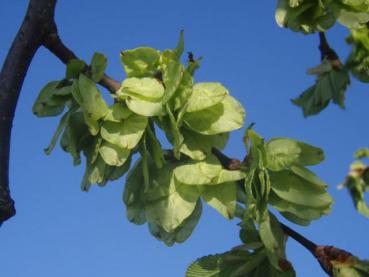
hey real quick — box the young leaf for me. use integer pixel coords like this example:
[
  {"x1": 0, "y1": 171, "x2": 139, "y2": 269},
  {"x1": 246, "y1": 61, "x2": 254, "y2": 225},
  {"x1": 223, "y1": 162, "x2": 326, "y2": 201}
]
[
  {"x1": 120, "y1": 47, "x2": 160, "y2": 77},
  {"x1": 184, "y1": 95, "x2": 245, "y2": 135},
  {"x1": 117, "y1": 77, "x2": 164, "y2": 101},
  {"x1": 66, "y1": 59, "x2": 86, "y2": 79},
  {"x1": 99, "y1": 141, "x2": 130, "y2": 166},
  {"x1": 90, "y1": 52, "x2": 107, "y2": 82},
  {"x1": 32, "y1": 81, "x2": 68, "y2": 117},
  {"x1": 100, "y1": 114, "x2": 148, "y2": 149},
  {"x1": 202, "y1": 182, "x2": 237, "y2": 219},
  {"x1": 78, "y1": 74, "x2": 109, "y2": 120},
  {"x1": 186, "y1": 82, "x2": 228, "y2": 112}
]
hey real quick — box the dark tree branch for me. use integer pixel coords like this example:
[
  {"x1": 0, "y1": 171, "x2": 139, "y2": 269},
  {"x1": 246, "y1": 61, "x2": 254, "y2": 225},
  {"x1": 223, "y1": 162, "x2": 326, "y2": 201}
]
[
  {"x1": 0, "y1": 1, "x2": 122, "y2": 226},
  {"x1": 42, "y1": 30, "x2": 121, "y2": 93},
  {"x1": 0, "y1": 0, "x2": 58, "y2": 225}
]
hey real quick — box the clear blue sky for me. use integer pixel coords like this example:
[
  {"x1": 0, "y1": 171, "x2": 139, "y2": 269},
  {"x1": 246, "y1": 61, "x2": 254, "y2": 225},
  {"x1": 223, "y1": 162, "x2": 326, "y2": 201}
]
[{"x1": 1, "y1": 1, "x2": 368, "y2": 276}]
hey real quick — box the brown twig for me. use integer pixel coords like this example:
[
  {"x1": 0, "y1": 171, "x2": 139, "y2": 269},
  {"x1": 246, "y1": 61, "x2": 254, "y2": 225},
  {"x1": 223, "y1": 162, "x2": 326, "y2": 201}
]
[
  {"x1": 318, "y1": 32, "x2": 341, "y2": 67},
  {"x1": 43, "y1": 29, "x2": 121, "y2": 93}
]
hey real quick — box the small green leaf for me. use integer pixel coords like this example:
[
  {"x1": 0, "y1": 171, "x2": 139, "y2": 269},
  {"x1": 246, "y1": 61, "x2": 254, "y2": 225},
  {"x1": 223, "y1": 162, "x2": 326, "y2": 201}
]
[
  {"x1": 99, "y1": 141, "x2": 130, "y2": 166},
  {"x1": 90, "y1": 52, "x2": 107, "y2": 82},
  {"x1": 66, "y1": 59, "x2": 86, "y2": 79},
  {"x1": 32, "y1": 81, "x2": 68, "y2": 117},
  {"x1": 101, "y1": 114, "x2": 148, "y2": 149},
  {"x1": 78, "y1": 74, "x2": 109, "y2": 120},
  {"x1": 202, "y1": 182, "x2": 237, "y2": 219},
  {"x1": 186, "y1": 83, "x2": 228, "y2": 112},
  {"x1": 117, "y1": 77, "x2": 165, "y2": 101},
  {"x1": 184, "y1": 95, "x2": 245, "y2": 135},
  {"x1": 120, "y1": 47, "x2": 160, "y2": 77}
]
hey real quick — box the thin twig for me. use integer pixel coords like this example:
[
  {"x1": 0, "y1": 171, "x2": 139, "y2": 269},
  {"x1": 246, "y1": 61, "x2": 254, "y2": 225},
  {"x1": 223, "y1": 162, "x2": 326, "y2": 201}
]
[
  {"x1": 318, "y1": 32, "x2": 340, "y2": 64},
  {"x1": 43, "y1": 29, "x2": 121, "y2": 93}
]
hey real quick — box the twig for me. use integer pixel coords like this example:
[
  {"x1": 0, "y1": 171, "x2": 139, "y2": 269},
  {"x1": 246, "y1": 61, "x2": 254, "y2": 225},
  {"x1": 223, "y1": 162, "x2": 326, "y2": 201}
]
[
  {"x1": 43, "y1": 29, "x2": 121, "y2": 93},
  {"x1": 318, "y1": 32, "x2": 340, "y2": 65}
]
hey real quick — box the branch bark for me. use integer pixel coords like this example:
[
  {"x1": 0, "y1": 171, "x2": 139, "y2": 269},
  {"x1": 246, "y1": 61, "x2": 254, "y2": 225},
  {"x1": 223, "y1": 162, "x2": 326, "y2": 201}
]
[
  {"x1": 0, "y1": 1, "x2": 122, "y2": 226},
  {"x1": 0, "y1": 0, "x2": 58, "y2": 225}
]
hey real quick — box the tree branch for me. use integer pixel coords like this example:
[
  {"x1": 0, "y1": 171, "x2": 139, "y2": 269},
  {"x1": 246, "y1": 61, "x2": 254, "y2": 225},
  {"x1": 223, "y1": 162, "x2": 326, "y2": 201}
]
[
  {"x1": 0, "y1": 1, "x2": 122, "y2": 226},
  {"x1": 42, "y1": 29, "x2": 121, "y2": 93},
  {"x1": 0, "y1": 0, "x2": 58, "y2": 225}
]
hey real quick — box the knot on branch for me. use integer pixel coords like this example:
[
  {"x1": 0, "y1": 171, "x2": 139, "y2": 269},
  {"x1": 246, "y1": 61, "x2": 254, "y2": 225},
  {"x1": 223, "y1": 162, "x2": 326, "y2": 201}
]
[
  {"x1": 315, "y1": 245, "x2": 357, "y2": 275},
  {"x1": 211, "y1": 147, "x2": 241, "y2": 170}
]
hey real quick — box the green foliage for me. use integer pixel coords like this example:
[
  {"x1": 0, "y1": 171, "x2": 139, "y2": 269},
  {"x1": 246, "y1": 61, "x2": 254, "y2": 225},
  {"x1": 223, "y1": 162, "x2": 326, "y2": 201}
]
[
  {"x1": 341, "y1": 148, "x2": 369, "y2": 218},
  {"x1": 34, "y1": 33, "x2": 246, "y2": 245},
  {"x1": 186, "y1": 247, "x2": 295, "y2": 277},
  {"x1": 34, "y1": 28, "x2": 367, "y2": 276},
  {"x1": 292, "y1": 59, "x2": 350, "y2": 117},
  {"x1": 275, "y1": 0, "x2": 369, "y2": 34},
  {"x1": 346, "y1": 27, "x2": 369, "y2": 82},
  {"x1": 243, "y1": 127, "x2": 332, "y2": 226}
]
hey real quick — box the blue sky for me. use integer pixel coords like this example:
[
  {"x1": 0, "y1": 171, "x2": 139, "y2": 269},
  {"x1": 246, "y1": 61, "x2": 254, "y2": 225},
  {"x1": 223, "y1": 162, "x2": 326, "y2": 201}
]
[{"x1": 1, "y1": 1, "x2": 368, "y2": 276}]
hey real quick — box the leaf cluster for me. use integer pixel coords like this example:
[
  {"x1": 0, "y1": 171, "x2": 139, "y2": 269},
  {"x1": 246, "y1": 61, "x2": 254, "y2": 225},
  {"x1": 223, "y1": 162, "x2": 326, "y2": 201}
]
[
  {"x1": 33, "y1": 33, "x2": 246, "y2": 245},
  {"x1": 276, "y1": 0, "x2": 369, "y2": 34},
  {"x1": 341, "y1": 148, "x2": 369, "y2": 218}
]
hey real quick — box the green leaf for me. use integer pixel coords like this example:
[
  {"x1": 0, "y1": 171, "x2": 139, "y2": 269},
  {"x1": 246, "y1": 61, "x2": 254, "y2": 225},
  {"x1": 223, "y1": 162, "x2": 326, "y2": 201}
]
[
  {"x1": 99, "y1": 141, "x2": 130, "y2": 166},
  {"x1": 269, "y1": 170, "x2": 333, "y2": 208},
  {"x1": 120, "y1": 47, "x2": 160, "y2": 77},
  {"x1": 101, "y1": 114, "x2": 148, "y2": 149},
  {"x1": 78, "y1": 74, "x2": 109, "y2": 120},
  {"x1": 66, "y1": 59, "x2": 86, "y2": 79},
  {"x1": 174, "y1": 155, "x2": 223, "y2": 185},
  {"x1": 103, "y1": 102, "x2": 133, "y2": 122},
  {"x1": 60, "y1": 112, "x2": 90, "y2": 165},
  {"x1": 148, "y1": 200, "x2": 202, "y2": 246},
  {"x1": 125, "y1": 97, "x2": 165, "y2": 116},
  {"x1": 90, "y1": 52, "x2": 107, "y2": 82},
  {"x1": 186, "y1": 248, "x2": 267, "y2": 277},
  {"x1": 161, "y1": 60, "x2": 184, "y2": 103},
  {"x1": 173, "y1": 30, "x2": 185, "y2": 61},
  {"x1": 202, "y1": 182, "x2": 237, "y2": 219},
  {"x1": 186, "y1": 83, "x2": 229, "y2": 112},
  {"x1": 180, "y1": 128, "x2": 229, "y2": 160},
  {"x1": 146, "y1": 123, "x2": 165, "y2": 168},
  {"x1": 81, "y1": 156, "x2": 106, "y2": 191},
  {"x1": 83, "y1": 112, "x2": 99, "y2": 136},
  {"x1": 44, "y1": 107, "x2": 77, "y2": 155},
  {"x1": 292, "y1": 65, "x2": 350, "y2": 117},
  {"x1": 265, "y1": 138, "x2": 324, "y2": 171},
  {"x1": 144, "y1": 164, "x2": 200, "y2": 232},
  {"x1": 184, "y1": 95, "x2": 246, "y2": 135},
  {"x1": 259, "y1": 212, "x2": 286, "y2": 270},
  {"x1": 104, "y1": 155, "x2": 132, "y2": 181},
  {"x1": 32, "y1": 81, "x2": 68, "y2": 117},
  {"x1": 123, "y1": 159, "x2": 147, "y2": 225},
  {"x1": 117, "y1": 77, "x2": 165, "y2": 101},
  {"x1": 165, "y1": 104, "x2": 184, "y2": 159},
  {"x1": 170, "y1": 69, "x2": 193, "y2": 111},
  {"x1": 269, "y1": 191, "x2": 331, "y2": 225}
]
